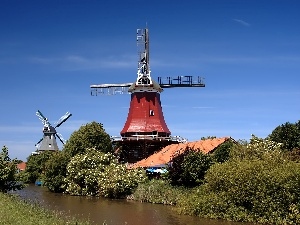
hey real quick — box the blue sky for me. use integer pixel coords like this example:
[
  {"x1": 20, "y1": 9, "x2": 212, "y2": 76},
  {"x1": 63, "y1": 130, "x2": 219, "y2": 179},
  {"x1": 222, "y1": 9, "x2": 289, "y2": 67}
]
[{"x1": 1, "y1": 0, "x2": 299, "y2": 161}]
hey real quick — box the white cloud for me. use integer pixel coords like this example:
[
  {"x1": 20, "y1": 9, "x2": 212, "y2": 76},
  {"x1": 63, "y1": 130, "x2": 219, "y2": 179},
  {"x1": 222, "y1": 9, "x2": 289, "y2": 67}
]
[
  {"x1": 28, "y1": 54, "x2": 136, "y2": 71},
  {"x1": 233, "y1": 19, "x2": 251, "y2": 27},
  {"x1": 0, "y1": 125, "x2": 39, "y2": 133}
]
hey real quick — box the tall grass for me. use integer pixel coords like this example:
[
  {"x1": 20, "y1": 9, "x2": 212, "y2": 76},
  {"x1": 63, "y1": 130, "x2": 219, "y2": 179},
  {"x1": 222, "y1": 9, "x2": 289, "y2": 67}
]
[{"x1": 128, "y1": 179, "x2": 186, "y2": 205}]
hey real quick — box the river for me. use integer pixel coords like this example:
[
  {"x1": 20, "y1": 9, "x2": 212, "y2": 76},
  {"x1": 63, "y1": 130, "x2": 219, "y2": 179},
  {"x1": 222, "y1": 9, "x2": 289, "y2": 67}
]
[{"x1": 15, "y1": 184, "x2": 253, "y2": 225}]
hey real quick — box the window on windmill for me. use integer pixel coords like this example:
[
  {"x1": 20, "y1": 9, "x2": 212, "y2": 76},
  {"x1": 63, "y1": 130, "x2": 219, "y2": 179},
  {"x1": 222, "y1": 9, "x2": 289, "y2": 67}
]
[
  {"x1": 150, "y1": 110, "x2": 154, "y2": 116},
  {"x1": 49, "y1": 144, "x2": 51, "y2": 147}
]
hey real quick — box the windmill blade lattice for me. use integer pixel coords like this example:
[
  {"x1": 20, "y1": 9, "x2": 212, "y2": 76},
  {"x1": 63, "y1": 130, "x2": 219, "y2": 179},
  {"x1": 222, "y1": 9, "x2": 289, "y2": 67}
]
[
  {"x1": 55, "y1": 112, "x2": 72, "y2": 128},
  {"x1": 56, "y1": 133, "x2": 66, "y2": 145}
]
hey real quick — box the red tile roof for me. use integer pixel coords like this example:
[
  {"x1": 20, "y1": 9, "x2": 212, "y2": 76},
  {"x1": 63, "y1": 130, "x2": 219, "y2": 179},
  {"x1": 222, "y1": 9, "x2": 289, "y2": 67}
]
[
  {"x1": 130, "y1": 137, "x2": 231, "y2": 168},
  {"x1": 17, "y1": 162, "x2": 26, "y2": 171}
]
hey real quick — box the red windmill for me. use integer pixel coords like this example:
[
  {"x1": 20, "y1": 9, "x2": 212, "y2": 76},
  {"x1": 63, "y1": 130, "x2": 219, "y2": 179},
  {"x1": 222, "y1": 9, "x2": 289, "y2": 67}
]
[{"x1": 91, "y1": 28, "x2": 205, "y2": 163}]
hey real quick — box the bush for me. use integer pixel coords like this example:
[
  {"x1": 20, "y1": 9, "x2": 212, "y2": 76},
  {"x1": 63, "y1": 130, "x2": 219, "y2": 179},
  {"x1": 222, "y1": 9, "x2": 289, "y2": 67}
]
[
  {"x1": 176, "y1": 136, "x2": 300, "y2": 224},
  {"x1": 168, "y1": 147, "x2": 214, "y2": 187},
  {"x1": 230, "y1": 134, "x2": 283, "y2": 161},
  {"x1": 212, "y1": 139, "x2": 234, "y2": 163},
  {"x1": 23, "y1": 151, "x2": 54, "y2": 183},
  {"x1": 43, "y1": 151, "x2": 70, "y2": 192},
  {"x1": 64, "y1": 149, "x2": 115, "y2": 196},
  {"x1": 97, "y1": 163, "x2": 146, "y2": 198},
  {"x1": 0, "y1": 146, "x2": 24, "y2": 192},
  {"x1": 64, "y1": 149, "x2": 146, "y2": 198},
  {"x1": 178, "y1": 160, "x2": 300, "y2": 224},
  {"x1": 129, "y1": 179, "x2": 186, "y2": 205},
  {"x1": 43, "y1": 121, "x2": 113, "y2": 193}
]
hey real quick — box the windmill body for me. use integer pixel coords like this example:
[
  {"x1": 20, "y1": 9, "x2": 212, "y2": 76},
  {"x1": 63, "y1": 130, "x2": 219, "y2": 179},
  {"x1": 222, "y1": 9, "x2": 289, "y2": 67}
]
[
  {"x1": 35, "y1": 110, "x2": 72, "y2": 152},
  {"x1": 91, "y1": 28, "x2": 205, "y2": 163},
  {"x1": 38, "y1": 125, "x2": 59, "y2": 151}
]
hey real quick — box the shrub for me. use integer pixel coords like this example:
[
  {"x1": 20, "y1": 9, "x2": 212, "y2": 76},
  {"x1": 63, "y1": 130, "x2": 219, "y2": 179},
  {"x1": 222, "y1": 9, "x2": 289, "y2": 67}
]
[
  {"x1": 43, "y1": 121, "x2": 113, "y2": 193},
  {"x1": 129, "y1": 179, "x2": 185, "y2": 205},
  {"x1": 0, "y1": 146, "x2": 24, "y2": 192},
  {"x1": 98, "y1": 163, "x2": 146, "y2": 198},
  {"x1": 168, "y1": 147, "x2": 214, "y2": 187},
  {"x1": 211, "y1": 139, "x2": 234, "y2": 163},
  {"x1": 176, "y1": 136, "x2": 300, "y2": 224},
  {"x1": 229, "y1": 134, "x2": 283, "y2": 161},
  {"x1": 64, "y1": 149, "x2": 146, "y2": 198},
  {"x1": 43, "y1": 151, "x2": 70, "y2": 192},
  {"x1": 186, "y1": 160, "x2": 300, "y2": 224},
  {"x1": 64, "y1": 149, "x2": 115, "y2": 196},
  {"x1": 22, "y1": 151, "x2": 54, "y2": 183}
]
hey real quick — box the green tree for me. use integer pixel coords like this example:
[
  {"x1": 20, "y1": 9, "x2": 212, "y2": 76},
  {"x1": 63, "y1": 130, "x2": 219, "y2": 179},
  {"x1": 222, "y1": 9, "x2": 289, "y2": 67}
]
[
  {"x1": 23, "y1": 151, "x2": 54, "y2": 183},
  {"x1": 43, "y1": 151, "x2": 70, "y2": 192},
  {"x1": 0, "y1": 146, "x2": 24, "y2": 192},
  {"x1": 269, "y1": 120, "x2": 300, "y2": 151},
  {"x1": 212, "y1": 139, "x2": 234, "y2": 163},
  {"x1": 63, "y1": 121, "x2": 113, "y2": 157},
  {"x1": 168, "y1": 147, "x2": 213, "y2": 187},
  {"x1": 64, "y1": 149, "x2": 146, "y2": 198},
  {"x1": 200, "y1": 136, "x2": 217, "y2": 140},
  {"x1": 43, "y1": 121, "x2": 113, "y2": 193}
]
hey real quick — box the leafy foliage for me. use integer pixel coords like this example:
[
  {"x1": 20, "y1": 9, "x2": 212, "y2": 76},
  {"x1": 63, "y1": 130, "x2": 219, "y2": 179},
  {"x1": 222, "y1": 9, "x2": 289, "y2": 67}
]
[
  {"x1": 0, "y1": 146, "x2": 24, "y2": 192},
  {"x1": 176, "y1": 135, "x2": 300, "y2": 224},
  {"x1": 200, "y1": 136, "x2": 216, "y2": 140},
  {"x1": 168, "y1": 147, "x2": 214, "y2": 187},
  {"x1": 64, "y1": 149, "x2": 146, "y2": 198},
  {"x1": 269, "y1": 120, "x2": 300, "y2": 151},
  {"x1": 129, "y1": 179, "x2": 185, "y2": 205},
  {"x1": 285, "y1": 148, "x2": 300, "y2": 162},
  {"x1": 23, "y1": 151, "x2": 54, "y2": 183},
  {"x1": 43, "y1": 151, "x2": 70, "y2": 192},
  {"x1": 63, "y1": 121, "x2": 112, "y2": 158},
  {"x1": 42, "y1": 121, "x2": 113, "y2": 192},
  {"x1": 178, "y1": 160, "x2": 300, "y2": 224},
  {"x1": 211, "y1": 139, "x2": 234, "y2": 163},
  {"x1": 64, "y1": 149, "x2": 114, "y2": 196},
  {"x1": 230, "y1": 134, "x2": 283, "y2": 161},
  {"x1": 97, "y1": 163, "x2": 146, "y2": 198}
]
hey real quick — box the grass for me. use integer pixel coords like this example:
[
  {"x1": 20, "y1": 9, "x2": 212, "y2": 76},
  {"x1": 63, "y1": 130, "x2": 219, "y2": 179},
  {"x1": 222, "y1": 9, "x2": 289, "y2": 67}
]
[
  {"x1": 128, "y1": 179, "x2": 186, "y2": 205},
  {"x1": 0, "y1": 192, "x2": 92, "y2": 225}
]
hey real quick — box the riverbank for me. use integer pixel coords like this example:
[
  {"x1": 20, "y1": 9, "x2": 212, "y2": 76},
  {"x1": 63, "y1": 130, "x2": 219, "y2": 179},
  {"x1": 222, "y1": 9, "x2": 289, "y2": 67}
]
[
  {"x1": 0, "y1": 192, "x2": 91, "y2": 225},
  {"x1": 16, "y1": 184, "x2": 244, "y2": 225}
]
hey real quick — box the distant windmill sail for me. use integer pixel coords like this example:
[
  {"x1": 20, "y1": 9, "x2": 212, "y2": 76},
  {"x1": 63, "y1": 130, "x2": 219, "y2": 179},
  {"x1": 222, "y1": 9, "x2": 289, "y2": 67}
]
[
  {"x1": 35, "y1": 110, "x2": 72, "y2": 152},
  {"x1": 55, "y1": 112, "x2": 72, "y2": 128}
]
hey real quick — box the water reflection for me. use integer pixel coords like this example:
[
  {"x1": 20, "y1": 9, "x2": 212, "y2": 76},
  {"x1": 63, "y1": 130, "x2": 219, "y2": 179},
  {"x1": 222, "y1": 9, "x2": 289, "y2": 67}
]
[{"x1": 15, "y1": 185, "x2": 252, "y2": 225}]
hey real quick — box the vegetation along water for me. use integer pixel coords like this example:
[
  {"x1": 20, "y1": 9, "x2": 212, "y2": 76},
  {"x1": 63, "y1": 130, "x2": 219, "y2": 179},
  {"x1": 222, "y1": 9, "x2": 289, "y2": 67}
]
[{"x1": 1, "y1": 120, "x2": 300, "y2": 224}]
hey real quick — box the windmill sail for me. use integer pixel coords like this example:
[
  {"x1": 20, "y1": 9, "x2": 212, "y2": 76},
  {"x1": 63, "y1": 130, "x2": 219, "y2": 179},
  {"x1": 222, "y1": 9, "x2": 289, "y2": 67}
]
[{"x1": 55, "y1": 112, "x2": 72, "y2": 128}]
